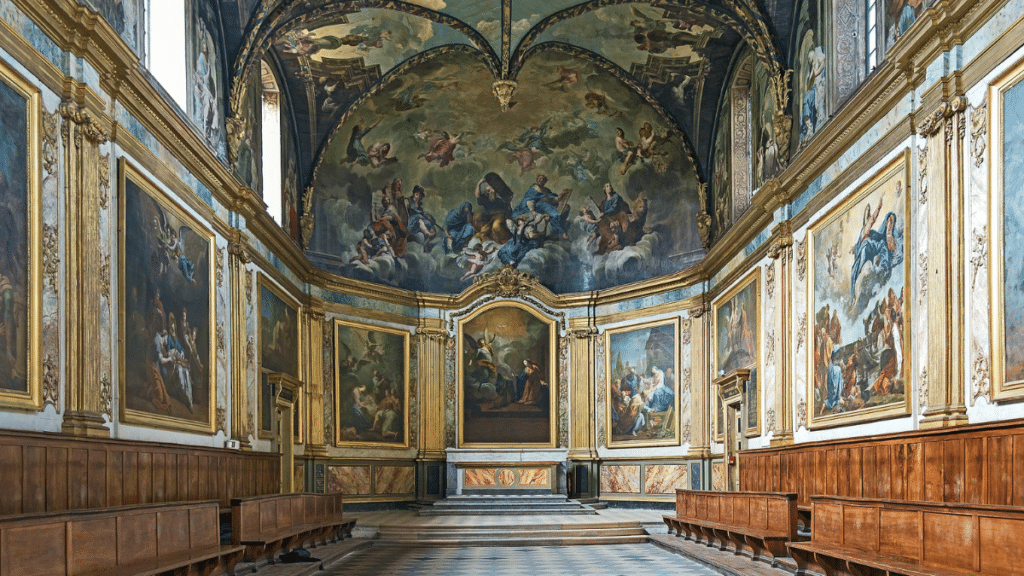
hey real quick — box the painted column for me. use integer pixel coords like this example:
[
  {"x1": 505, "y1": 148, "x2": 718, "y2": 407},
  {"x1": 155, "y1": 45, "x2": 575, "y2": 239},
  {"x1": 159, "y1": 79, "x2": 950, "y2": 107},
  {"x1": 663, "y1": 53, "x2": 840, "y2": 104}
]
[
  {"x1": 305, "y1": 304, "x2": 327, "y2": 456},
  {"x1": 229, "y1": 237, "x2": 252, "y2": 449},
  {"x1": 768, "y1": 223, "x2": 794, "y2": 445},
  {"x1": 567, "y1": 324, "x2": 598, "y2": 460},
  {"x1": 919, "y1": 97, "x2": 969, "y2": 428},
  {"x1": 60, "y1": 97, "x2": 109, "y2": 437},
  {"x1": 416, "y1": 322, "x2": 447, "y2": 461},
  {"x1": 688, "y1": 300, "x2": 711, "y2": 458}
]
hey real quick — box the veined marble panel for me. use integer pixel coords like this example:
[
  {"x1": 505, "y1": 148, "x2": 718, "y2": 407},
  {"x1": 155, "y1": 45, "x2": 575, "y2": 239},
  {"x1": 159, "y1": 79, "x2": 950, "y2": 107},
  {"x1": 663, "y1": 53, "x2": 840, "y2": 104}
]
[
  {"x1": 518, "y1": 468, "x2": 550, "y2": 487},
  {"x1": 711, "y1": 463, "x2": 726, "y2": 492},
  {"x1": 644, "y1": 465, "x2": 687, "y2": 494},
  {"x1": 464, "y1": 468, "x2": 499, "y2": 487},
  {"x1": 375, "y1": 466, "x2": 415, "y2": 494},
  {"x1": 600, "y1": 465, "x2": 640, "y2": 494},
  {"x1": 327, "y1": 465, "x2": 371, "y2": 495}
]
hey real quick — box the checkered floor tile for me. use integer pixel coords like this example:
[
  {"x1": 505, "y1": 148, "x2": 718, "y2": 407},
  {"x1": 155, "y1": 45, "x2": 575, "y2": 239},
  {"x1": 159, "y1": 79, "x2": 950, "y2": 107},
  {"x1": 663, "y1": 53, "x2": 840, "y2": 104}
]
[{"x1": 327, "y1": 544, "x2": 722, "y2": 575}]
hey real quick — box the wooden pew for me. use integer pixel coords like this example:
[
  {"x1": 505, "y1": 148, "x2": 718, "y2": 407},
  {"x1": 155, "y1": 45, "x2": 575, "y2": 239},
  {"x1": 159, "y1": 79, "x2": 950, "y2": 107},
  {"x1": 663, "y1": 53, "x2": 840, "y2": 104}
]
[
  {"x1": 0, "y1": 500, "x2": 243, "y2": 576},
  {"x1": 663, "y1": 489, "x2": 799, "y2": 565},
  {"x1": 788, "y1": 496, "x2": 1024, "y2": 575},
  {"x1": 231, "y1": 492, "x2": 352, "y2": 567}
]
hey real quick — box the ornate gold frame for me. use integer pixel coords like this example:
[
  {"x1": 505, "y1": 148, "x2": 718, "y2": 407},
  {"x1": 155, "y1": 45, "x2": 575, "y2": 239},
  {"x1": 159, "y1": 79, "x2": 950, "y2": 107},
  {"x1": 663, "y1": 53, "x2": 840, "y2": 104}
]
[
  {"x1": 711, "y1": 267, "x2": 761, "y2": 440},
  {"x1": 805, "y1": 151, "x2": 912, "y2": 428},
  {"x1": 603, "y1": 317, "x2": 681, "y2": 448},
  {"x1": 0, "y1": 59, "x2": 41, "y2": 411},
  {"x1": 256, "y1": 273, "x2": 303, "y2": 438},
  {"x1": 989, "y1": 57, "x2": 1024, "y2": 403},
  {"x1": 457, "y1": 300, "x2": 558, "y2": 448},
  {"x1": 118, "y1": 159, "x2": 216, "y2": 433},
  {"x1": 333, "y1": 318, "x2": 411, "y2": 449}
]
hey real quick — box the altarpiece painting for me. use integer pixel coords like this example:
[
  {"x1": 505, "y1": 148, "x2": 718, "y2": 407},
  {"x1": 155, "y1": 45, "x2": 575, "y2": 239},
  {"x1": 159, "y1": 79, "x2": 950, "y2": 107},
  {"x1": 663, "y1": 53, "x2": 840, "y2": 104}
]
[{"x1": 605, "y1": 319, "x2": 679, "y2": 447}]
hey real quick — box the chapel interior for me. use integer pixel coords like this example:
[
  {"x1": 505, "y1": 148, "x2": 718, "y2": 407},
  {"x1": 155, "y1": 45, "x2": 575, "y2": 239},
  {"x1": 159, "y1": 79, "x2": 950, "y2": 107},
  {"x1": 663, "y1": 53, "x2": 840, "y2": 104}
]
[{"x1": 0, "y1": 0, "x2": 1020, "y2": 574}]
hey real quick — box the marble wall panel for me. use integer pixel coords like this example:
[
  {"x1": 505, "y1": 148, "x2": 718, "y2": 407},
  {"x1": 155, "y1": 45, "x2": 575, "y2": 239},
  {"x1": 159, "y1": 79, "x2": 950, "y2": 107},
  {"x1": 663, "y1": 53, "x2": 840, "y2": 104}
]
[
  {"x1": 464, "y1": 468, "x2": 498, "y2": 487},
  {"x1": 518, "y1": 468, "x2": 550, "y2": 487},
  {"x1": 644, "y1": 465, "x2": 688, "y2": 494},
  {"x1": 375, "y1": 466, "x2": 415, "y2": 494},
  {"x1": 327, "y1": 465, "x2": 371, "y2": 495},
  {"x1": 600, "y1": 465, "x2": 640, "y2": 494}
]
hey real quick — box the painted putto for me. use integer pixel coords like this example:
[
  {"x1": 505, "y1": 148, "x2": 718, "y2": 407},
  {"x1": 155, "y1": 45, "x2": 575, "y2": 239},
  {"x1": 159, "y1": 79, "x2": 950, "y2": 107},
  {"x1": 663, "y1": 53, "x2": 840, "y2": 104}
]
[{"x1": 309, "y1": 51, "x2": 703, "y2": 294}]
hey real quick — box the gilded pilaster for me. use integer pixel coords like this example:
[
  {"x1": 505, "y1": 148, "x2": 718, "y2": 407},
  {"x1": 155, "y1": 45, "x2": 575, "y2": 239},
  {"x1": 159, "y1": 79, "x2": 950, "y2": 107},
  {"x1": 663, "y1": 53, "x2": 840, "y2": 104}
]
[
  {"x1": 688, "y1": 301, "x2": 712, "y2": 457},
  {"x1": 918, "y1": 97, "x2": 969, "y2": 428},
  {"x1": 229, "y1": 237, "x2": 253, "y2": 448},
  {"x1": 568, "y1": 325, "x2": 598, "y2": 460},
  {"x1": 416, "y1": 322, "x2": 447, "y2": 460},
  {"x1": 767, "y1": 224, "x2": 794, "y2": 446},
  {"x1": 305, "y1": 305, "x2": 327, "y2": 456},
  {"x1": 61, "y1": 97, "x2": 109, "y2": 437}
]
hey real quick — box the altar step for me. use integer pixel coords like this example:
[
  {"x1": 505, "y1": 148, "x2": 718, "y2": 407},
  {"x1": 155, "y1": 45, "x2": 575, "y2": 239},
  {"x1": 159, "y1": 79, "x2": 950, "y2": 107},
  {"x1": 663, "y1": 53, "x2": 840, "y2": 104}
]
[
  {"x1": 376, "y1": 521, "x2": 648, "y2": 547},
  {"x1": 419, "y1": 494, "x2": 597, "y2": 516}
]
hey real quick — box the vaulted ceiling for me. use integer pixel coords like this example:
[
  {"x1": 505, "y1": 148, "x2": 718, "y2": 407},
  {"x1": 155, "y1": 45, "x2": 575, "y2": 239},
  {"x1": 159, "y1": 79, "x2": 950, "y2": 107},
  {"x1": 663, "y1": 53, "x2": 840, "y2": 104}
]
[{"x1": 214, "y1": 0, "x2": 801, "y2": 294}]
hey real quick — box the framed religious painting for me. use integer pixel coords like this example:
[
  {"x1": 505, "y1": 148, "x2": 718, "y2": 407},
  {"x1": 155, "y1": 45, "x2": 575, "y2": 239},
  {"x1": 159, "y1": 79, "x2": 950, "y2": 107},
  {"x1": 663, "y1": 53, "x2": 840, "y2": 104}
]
[
  {"x1": 119, "y1": 160, "x2": 216, "y2": 432},
  {"x1": 458, "y1": 302, "x2": 557, "y2": 447},
  {"x1": 806, "y1": 152, "x2": 911, "y2": 428},
  {"x1": 0, "y1": 61, "x2": 41, "y2": 411},
  {"x1": 712, "y1": 268, "x2": 760, "y2": 440},
  {"x1": 334, "y1": 318, "x2": 410, "y2": 449},
  {"x1": 990, "y1": 59, "x2": 1024, "y2": 403},
  {"x1": 0, "y1": 59, "x2": 41, "y2": 407},
  {"x1": 604, "y1": 318, "x2": 679, "y2": 448},
  {"x1": 258, "y1": 274, "x2": 301, "y2": 379}
]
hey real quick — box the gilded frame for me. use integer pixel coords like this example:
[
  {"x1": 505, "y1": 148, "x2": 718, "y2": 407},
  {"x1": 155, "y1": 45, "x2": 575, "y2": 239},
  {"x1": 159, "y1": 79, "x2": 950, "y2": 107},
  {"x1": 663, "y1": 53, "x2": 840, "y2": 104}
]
[
  {"x1": 0, "y1": 59, "x2": 41, "y2": 411},
  {"x1": 257, "y1": 273, "x2": 302, "y2": 439},
  {"x1": 805, "y1": 151, "x2": 912, "y2": 428},
  {"x1": 990, "y1": 57, "x2": 1024, "y2": 402},
  {"x1": 118, "y1": 159, "x2": 216, "y2": 433},
  {"x1": 457, "y1": 301, "x2": 558, "y2": 448},
  {"x1": 711, "y1": 267, "x2": 761, "y2": 440},
  {"x1": 603, "y1": 318, "x2": 680, "y2": 448},
  {"x1": 332, "y1": 318, "x2": 411, "y2": 449}
]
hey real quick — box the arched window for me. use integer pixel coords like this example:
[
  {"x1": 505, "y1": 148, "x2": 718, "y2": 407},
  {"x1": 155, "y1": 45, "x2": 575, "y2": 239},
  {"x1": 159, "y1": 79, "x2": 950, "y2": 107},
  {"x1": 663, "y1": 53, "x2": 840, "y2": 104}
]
[
  {"x1": 145, "y1": 0, "x2": 186, "y2": 109},
  {"x1": 261, "y1": 61, "x2": 283, "y2": 227}
]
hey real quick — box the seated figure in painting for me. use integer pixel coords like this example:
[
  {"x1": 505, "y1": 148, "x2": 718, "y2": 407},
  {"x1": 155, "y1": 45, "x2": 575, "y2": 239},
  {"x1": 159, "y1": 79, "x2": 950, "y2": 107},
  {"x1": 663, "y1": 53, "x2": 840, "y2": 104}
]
[{"x1": 472, "y1": 173, "x2": 514, "y2": 244}]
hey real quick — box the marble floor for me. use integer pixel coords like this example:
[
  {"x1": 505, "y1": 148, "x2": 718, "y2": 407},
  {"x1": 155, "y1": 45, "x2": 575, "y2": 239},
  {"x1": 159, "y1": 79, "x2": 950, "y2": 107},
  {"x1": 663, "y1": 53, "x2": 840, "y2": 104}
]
[{"x1": 324, "y1": 543, "x2": 724, "y2": 576}]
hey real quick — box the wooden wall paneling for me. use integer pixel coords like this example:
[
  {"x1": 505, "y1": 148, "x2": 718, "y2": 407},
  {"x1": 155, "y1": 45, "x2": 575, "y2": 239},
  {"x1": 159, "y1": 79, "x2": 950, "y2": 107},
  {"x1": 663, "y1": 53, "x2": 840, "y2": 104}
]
[
  {"x1": 862, "y1": 446, "x2": 876, "y2": 498},
  {"x1": 153, "y1": 452, "x2": 167, "y2": 503},
  {"x1": 1013, "y1": 434, "x2": 1024, "y2": 506},
  {"x1": 907, "y1": 442, "x2": 923, "y2": 500},
  {"x1": 876, "y1": 445, "x2": 891, "y2": 499},
  {"x1": 46, "y1": 447, "x2": 67, "y2": 512},
  {"x1": 22, "y1": 446, "x2": 45, "y2": 514},
  {"x1": 943, "y1": 439, "x2": 965, "y2": 503},
  {"x1": 124, "y1": 450, "x2": 139, "y2": 505},
  {"x1": 964, "y1": 437, "x2": 984, "y2": 504},
  {"x1": 0, "y1": 445, "x2": 22, "y2": 514},
  {"x1": 88, "y1": 449, "x2": 106, "y2": 508},
  {"x1": 826, "y1": 450, "x2": 838, "y2": 501},
  {"x1": 923, "y1": 441, "x2": 943, "y2": 502},
  {"x1": 891, "y1": 443, "x2": 906, "y2": 500},
  {"x1": 138, "y1": 452, "x2": 153, "y2": 504},
  {"x1": 108, "y1": 450, "x2": 123, "y2": 507},
  {"x1": 986, "y1": 435, "x2": 1009, "y2": 505},
  {"x1": 69, "y1": 448, "x2": 88, "y2": 510}
]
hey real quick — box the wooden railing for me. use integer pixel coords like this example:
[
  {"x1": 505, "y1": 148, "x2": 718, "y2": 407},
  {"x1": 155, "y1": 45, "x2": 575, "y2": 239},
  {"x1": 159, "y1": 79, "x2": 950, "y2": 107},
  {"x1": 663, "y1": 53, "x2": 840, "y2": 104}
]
[
  {"x1": 738, "y1": 418, "x2": 1024, "y2": 509},
  {"x1": 663, "y1": 489, "x2": 798, "y2": 564},
  {"x1": 789, "y1": 496, "x2": 1024, "y2": 575},
  {"x1": 0, "y1": 500, "x2": 243, "y2": 576},
  {"x1": 0, "y1": 430, "x2": 280, "y2": 515}
]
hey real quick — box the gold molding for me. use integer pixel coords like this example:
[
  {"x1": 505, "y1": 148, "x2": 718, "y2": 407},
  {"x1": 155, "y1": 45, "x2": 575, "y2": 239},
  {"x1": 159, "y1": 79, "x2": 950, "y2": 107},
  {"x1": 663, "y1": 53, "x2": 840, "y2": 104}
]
[
  {"x1": 988, "y1": 55, "x2": 1024, "y2": 403},
  {"x1": 0, "y1": 56, "x2": 42, "y2": 412},
  {"x1": 332, "y1": 318, "x2": 412, "y2": 450},
  {"x1": 117, "y1": 159, "x2": 217, "y2": 434},
  {"x1": 603, "y1": 317, "x2": 681, "y2": 449},
  {"x1": 456, "y1": 300, "x2": 558, "y2": 448},
  {"x1": 804, "y1": 151, "x2": 913, "y2": 430}
]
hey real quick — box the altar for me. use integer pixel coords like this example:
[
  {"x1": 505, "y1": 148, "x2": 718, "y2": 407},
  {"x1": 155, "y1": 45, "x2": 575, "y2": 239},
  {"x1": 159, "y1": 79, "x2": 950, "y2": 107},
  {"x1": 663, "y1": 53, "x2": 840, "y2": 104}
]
[{"x1": 445, "y1": 448, "x2": 569, "y2": 496}]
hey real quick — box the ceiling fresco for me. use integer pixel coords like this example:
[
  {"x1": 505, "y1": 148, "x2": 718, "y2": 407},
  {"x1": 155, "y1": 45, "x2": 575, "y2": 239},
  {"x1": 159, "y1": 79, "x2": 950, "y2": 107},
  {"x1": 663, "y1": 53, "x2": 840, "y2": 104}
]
[
  {"x1": 203, "y1": 0, "x2": 806, "y2": 294},
  {"x1": 307, "y1": 51, "x2": 703, "y2": 294}
]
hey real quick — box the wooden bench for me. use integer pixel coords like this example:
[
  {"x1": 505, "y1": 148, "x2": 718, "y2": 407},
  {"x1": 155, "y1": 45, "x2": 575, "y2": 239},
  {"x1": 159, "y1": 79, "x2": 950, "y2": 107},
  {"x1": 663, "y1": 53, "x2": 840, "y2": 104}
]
[
  {"x1": 663, "y1": 489, "x2": 799, "y2": 565},
  {"x1": 231, "y1": 492, "x2": 351, "y2": 567},
  {"x1": 788, "y1": 496, "x2": 1024, "y2": 576},
  {"x1": 0, "y1": 500, "x2": 243, "y2": 576}
]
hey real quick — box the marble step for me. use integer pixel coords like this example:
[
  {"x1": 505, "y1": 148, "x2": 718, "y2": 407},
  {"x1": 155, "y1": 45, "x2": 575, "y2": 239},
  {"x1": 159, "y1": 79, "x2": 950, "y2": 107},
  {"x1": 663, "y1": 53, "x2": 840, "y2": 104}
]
[
  {"x1": 374, "y1": 534, "x2": 651, "y2": 547},
  {"x1": 433, "y1": 494, "x2": 570, "y2": 504},
  {"x1": 419, "y1": 505, "x2": 597, "y2": 516},
  {"x1": 379, "y1": 522, "x2": 642, "y2": 538}
]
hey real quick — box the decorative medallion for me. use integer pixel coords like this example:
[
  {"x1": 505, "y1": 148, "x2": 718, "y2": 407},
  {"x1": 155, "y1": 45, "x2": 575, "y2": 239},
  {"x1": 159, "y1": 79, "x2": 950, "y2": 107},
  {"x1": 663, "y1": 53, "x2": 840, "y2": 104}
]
[{"x1": 473, "y1": 264, "x2": 538, "y2": 298}]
